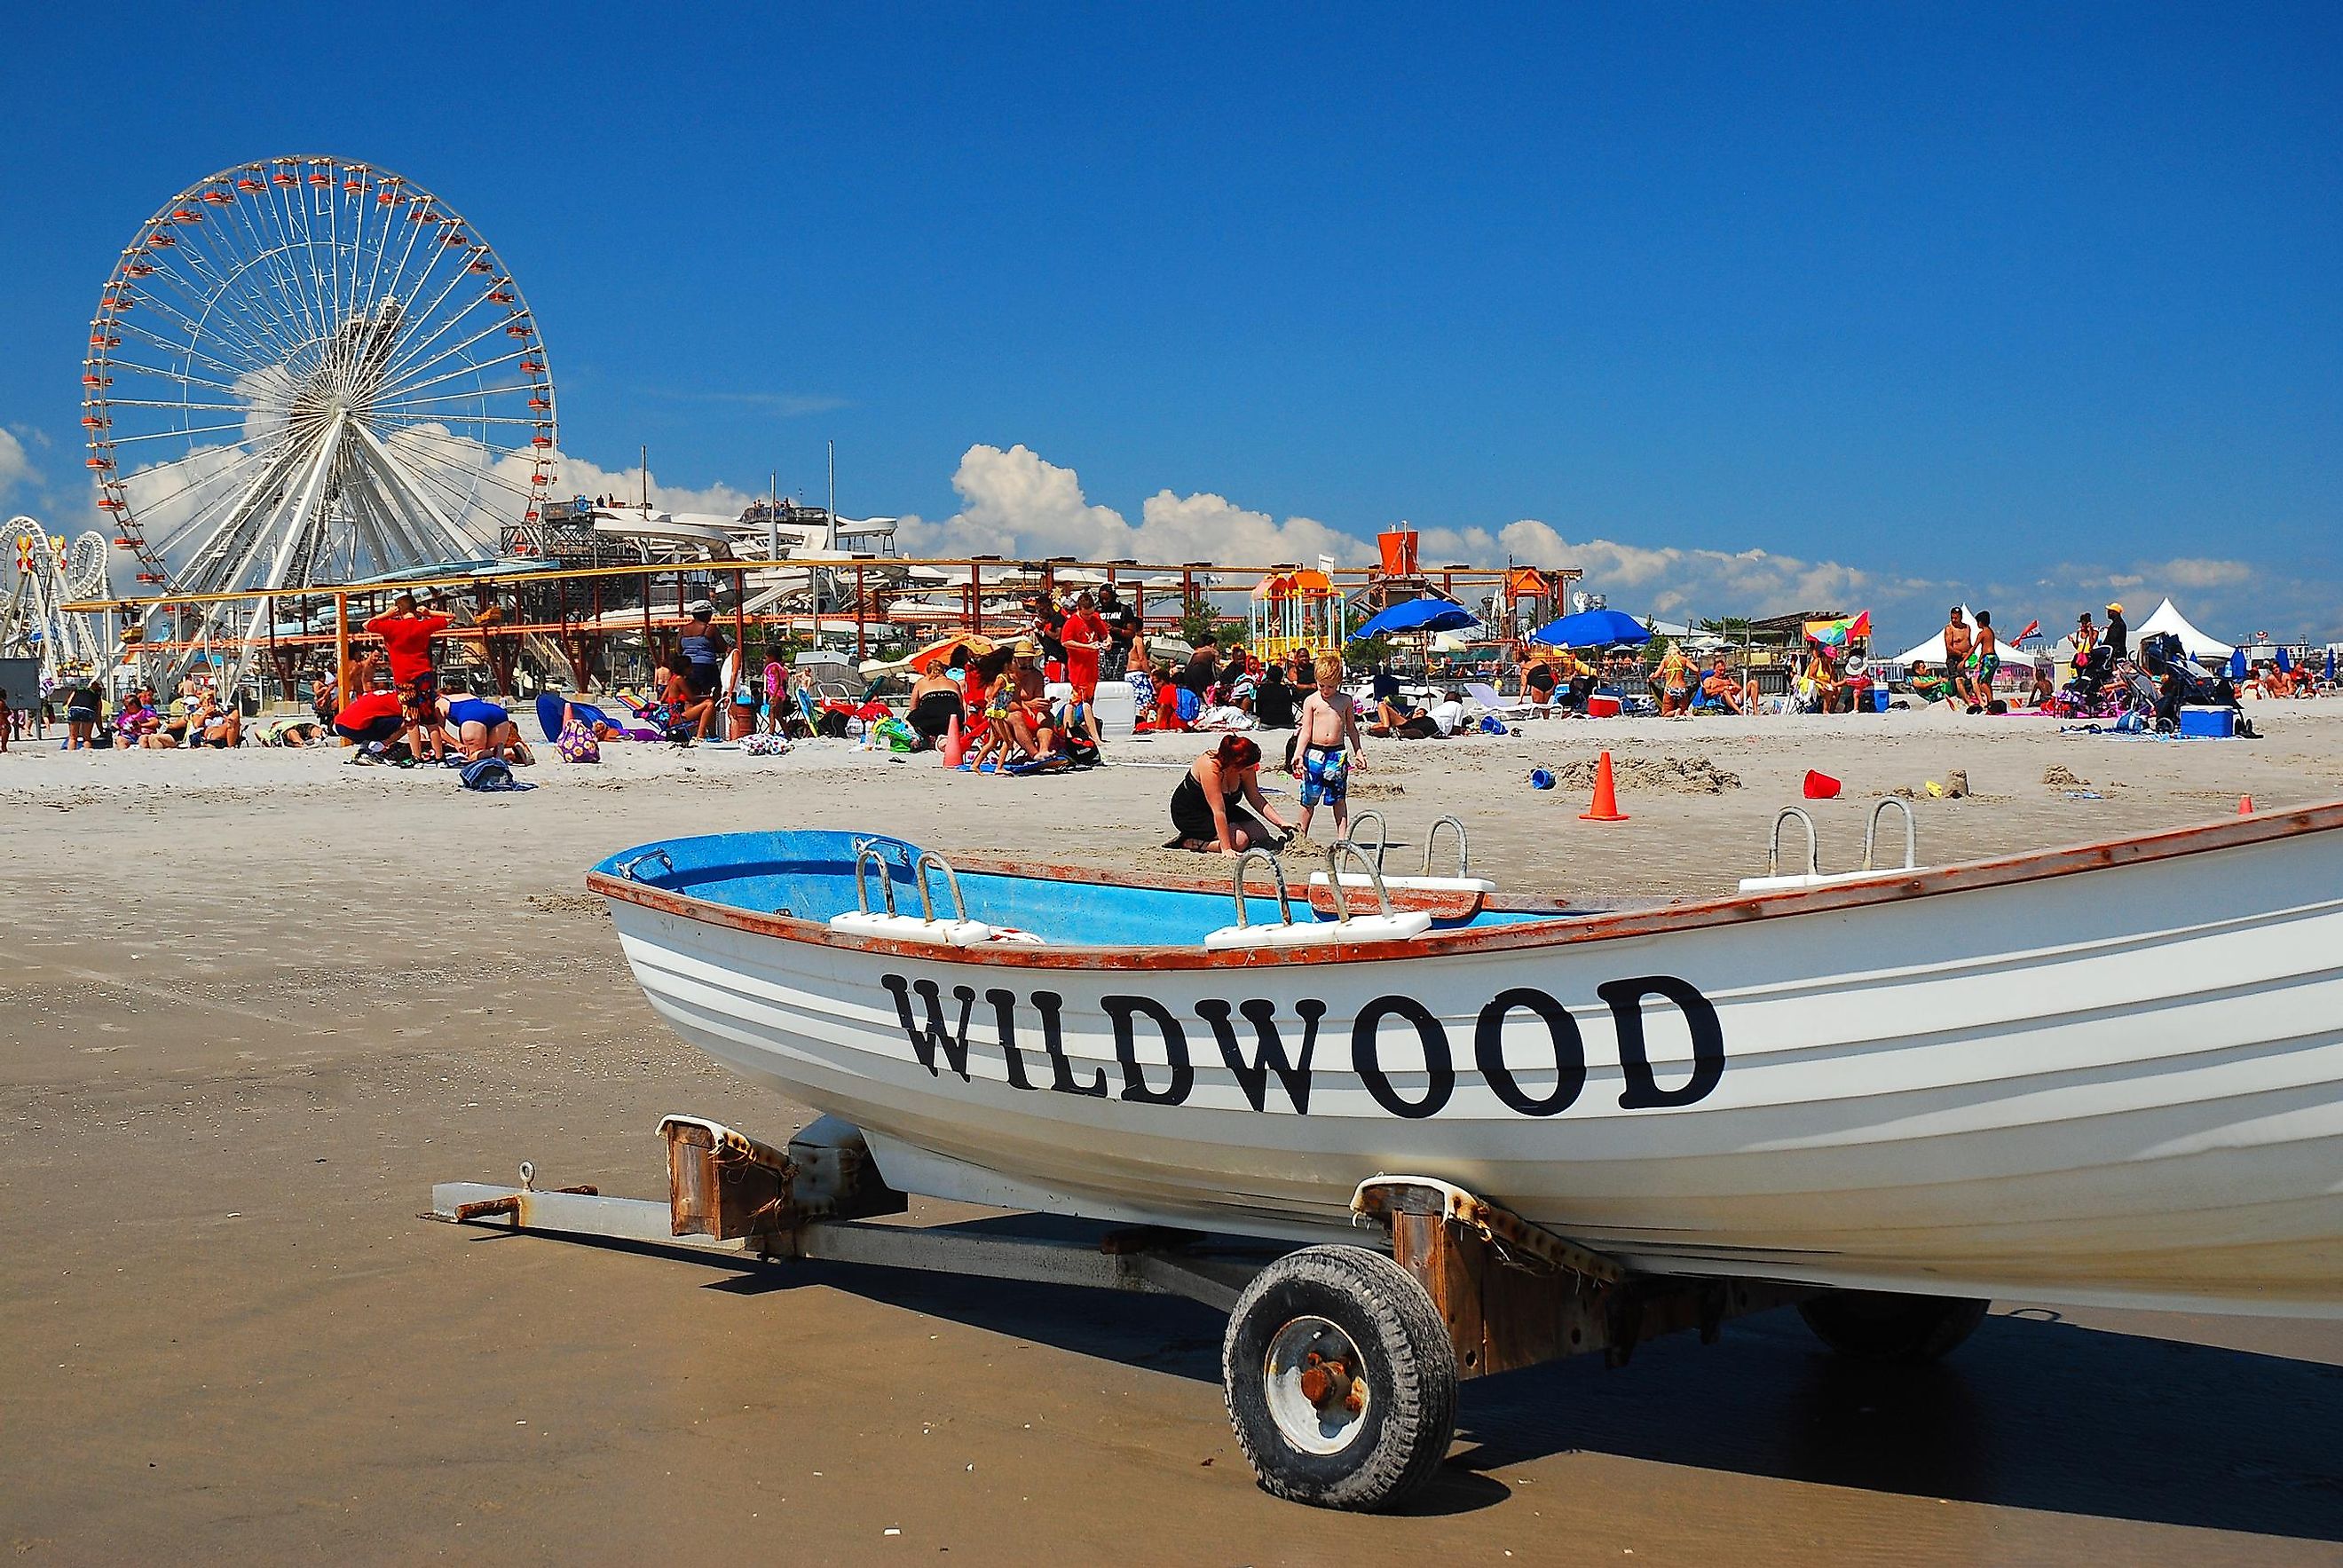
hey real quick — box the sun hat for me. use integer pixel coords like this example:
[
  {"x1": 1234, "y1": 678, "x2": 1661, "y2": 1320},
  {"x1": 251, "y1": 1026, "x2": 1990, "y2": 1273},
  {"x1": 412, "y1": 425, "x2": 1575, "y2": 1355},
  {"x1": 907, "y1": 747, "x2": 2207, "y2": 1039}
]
[
  {"x1": 684, "y1": 598, "x2": 714, "y2": 616},
  {"x1": 2105, "y1": 602, "x2": 2124, "y2": 613}
]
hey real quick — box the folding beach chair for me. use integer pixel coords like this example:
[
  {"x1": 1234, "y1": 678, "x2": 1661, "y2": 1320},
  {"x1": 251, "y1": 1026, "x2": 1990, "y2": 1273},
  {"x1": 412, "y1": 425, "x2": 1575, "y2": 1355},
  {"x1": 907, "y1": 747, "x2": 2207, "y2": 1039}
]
[{"x1": 1463, "y1": 681, "x2": 1537, "y2": 721}]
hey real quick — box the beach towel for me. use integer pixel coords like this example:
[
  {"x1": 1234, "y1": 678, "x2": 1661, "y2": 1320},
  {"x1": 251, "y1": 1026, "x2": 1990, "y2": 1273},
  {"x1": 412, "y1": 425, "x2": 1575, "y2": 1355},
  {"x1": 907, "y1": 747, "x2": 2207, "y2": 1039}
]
[{"x1": 458, "y1": 757, "x2": 535, "y2": 792}]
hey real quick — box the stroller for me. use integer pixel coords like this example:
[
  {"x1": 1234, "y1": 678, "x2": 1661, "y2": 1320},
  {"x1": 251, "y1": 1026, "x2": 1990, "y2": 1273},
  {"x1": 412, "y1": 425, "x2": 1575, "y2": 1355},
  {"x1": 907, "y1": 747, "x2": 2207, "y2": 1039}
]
[{"x1": 2134, "y1": 634, "x2": 2257, "y2": 736}]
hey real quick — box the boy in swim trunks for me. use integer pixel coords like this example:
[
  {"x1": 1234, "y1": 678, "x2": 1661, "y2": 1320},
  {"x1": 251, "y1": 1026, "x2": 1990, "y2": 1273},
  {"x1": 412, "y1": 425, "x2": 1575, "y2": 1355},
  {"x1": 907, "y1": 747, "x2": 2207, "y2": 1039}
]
[{"x1": 1291, "y1": 653, "x2": 1365, "y2": 844}]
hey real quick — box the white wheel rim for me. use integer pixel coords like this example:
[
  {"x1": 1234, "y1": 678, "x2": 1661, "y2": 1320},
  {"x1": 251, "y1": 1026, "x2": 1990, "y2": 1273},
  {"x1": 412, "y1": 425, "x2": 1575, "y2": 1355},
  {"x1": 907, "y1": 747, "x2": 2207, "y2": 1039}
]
[
  {"x1": 1263, "y1": 1314, "x2": 1371, "y2": 1456},
  {"x1": 84, "y1": 155, "x2": 556, "y2": 691}
]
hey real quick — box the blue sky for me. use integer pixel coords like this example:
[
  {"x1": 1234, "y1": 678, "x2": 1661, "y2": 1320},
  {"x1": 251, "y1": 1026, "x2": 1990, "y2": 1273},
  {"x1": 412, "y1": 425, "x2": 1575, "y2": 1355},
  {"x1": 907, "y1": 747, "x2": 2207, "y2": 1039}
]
[{"x1": 3, "y1": 3, "x2": 2338, "y2": 645}]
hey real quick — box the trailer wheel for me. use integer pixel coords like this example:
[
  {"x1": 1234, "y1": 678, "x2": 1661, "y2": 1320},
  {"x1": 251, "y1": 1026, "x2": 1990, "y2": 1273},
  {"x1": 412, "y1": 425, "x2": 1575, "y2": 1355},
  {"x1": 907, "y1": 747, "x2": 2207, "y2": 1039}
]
[
  {"x1": 1222, "y1": 1244, "x2": 1457, "y2": 1511},
  {"x1": 1798, "y1": 1289, "x2": 1990, "y2": 1363}
]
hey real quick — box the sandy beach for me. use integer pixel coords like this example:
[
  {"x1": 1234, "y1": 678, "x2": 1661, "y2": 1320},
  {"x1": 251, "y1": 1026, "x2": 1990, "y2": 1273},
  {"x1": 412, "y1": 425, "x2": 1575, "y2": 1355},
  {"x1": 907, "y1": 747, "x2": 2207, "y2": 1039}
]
[{"x1": 5, "y1": 705, "x2": 2341, "y2": 1564}]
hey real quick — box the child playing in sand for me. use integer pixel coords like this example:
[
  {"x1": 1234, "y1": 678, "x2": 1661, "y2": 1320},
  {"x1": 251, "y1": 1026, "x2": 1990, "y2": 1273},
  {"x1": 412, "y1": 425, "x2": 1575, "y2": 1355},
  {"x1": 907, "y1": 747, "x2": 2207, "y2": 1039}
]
[{"x1": 1290, "y1": 653, "x2": 1365, "y2": 843}]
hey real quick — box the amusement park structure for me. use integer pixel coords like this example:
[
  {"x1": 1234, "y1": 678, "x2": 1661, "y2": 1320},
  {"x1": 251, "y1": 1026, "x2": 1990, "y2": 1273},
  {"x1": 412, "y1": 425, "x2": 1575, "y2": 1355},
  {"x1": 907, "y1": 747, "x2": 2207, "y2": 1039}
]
[
  {"x1": 51, "y1": 158, "x2": 1576, "y2": 705},
  {"x1": 84, "y1": 155, "x2": 556, "y2": 694},
  {"x1": 1, "y1": 520, "x2": 114, "y2": 682}
]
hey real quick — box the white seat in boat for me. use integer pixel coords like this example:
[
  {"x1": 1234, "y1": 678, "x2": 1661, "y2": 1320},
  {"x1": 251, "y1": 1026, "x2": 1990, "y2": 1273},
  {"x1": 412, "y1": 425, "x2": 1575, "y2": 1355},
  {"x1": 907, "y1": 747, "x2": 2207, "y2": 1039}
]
[
  {"x1": 1203, "y1": 910, "x2": 1434, "y2": 950},
  {"x1": 827, "y1": 911, "x2": 998, "y2": 946}
]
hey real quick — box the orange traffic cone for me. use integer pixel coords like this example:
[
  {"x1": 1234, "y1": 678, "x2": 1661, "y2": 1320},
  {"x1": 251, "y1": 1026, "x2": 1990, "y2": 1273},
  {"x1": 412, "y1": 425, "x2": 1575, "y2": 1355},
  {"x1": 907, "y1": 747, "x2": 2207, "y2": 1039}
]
[
  {"x1": 2238, "y1": 794, "x2": 2253, "y2": 815},
  {"x1": 940, "y1": 713, "x2": 965, "y2": 768},
  {"x1": 1580, "y1": 751, "x2": 1629, "y2": 822}
]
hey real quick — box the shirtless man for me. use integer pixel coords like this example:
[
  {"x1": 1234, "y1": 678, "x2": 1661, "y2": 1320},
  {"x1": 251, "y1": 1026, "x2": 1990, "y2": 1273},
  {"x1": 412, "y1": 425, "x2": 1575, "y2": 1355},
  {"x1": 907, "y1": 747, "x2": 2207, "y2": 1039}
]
[
  {"x1": 1941, "y1": 608, "x2": 1974, "y2": 709},
  {"x1": 1290, "y1": 653, "x2": 1366, "y2": 843}
]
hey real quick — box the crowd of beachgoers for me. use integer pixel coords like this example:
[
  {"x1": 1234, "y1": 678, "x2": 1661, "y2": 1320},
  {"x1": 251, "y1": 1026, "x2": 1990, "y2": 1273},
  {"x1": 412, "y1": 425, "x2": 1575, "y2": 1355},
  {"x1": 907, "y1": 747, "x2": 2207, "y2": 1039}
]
[{"x1": 8, "y1": 586, "x2": 2329, "y2": 839}]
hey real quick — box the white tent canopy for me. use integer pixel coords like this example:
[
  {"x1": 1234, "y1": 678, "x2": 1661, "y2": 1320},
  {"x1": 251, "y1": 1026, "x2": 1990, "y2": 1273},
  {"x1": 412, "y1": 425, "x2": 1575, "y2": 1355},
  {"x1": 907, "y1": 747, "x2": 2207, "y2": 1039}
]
[
  {"x1": 1891, "y1": 608, "x2": 2045, "y2": 667},
  {"x1": 2134, "y1": 598, "x2": 2233, "y2": 661}
]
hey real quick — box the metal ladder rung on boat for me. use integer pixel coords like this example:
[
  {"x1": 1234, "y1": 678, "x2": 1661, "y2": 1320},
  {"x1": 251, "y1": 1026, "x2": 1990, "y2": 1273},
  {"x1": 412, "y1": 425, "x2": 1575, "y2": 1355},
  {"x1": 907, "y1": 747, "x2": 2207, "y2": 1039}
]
[
  {"x1": 1736, "y1": 800, "x2": 1922, "y2": 894},
  {"x1": 1205, "y1": 841, "x2": 1435, "y2": 950},
  {"x1": 1305, "y1": 814, "x2": 1496, "y2": 918},
  {"x1": 828, "y1": 848, "x2": 1009, "y2": 946}
]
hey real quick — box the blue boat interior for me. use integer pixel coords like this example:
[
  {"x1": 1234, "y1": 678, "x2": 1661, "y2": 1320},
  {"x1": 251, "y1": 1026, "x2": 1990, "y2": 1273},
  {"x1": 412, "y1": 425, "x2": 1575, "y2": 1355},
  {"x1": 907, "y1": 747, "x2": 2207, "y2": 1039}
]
[{"x1": 595, "y1": 829, "x2": 1559, "y2": 946}]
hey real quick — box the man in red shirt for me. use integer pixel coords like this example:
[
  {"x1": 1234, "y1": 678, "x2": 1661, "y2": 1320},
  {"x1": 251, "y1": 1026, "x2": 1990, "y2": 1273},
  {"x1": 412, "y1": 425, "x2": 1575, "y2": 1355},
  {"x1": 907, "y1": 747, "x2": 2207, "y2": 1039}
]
[
  {"x1": 330, "y1": 688, "x2": 407, "y2": 755},
  {"x1": 1060, "y1": 590, "x2": 1109, "y2": 749},
  {"x1": 365, "y1": 592, "x2": 452, "y2": 762}
]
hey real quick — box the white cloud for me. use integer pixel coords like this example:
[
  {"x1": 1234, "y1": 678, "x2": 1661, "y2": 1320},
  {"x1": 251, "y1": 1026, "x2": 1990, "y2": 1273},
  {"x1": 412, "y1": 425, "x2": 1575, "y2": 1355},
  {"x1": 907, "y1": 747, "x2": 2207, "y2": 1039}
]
[
  {"x1": 0, "y1": 428, "x2": 31, "y2": 502},
  {"x1": 886, "y1": 443, "x2": 1916, "y2": 626},
  {"x1": 895, "y1": 444, "x2": 1370, "y2": 566},
  {"x1": 2155, "y1": 557, "x2": 2254, "y2": 591},
  {"x1": 532, "y1": 449, "x2": 764, "y2": 519}
]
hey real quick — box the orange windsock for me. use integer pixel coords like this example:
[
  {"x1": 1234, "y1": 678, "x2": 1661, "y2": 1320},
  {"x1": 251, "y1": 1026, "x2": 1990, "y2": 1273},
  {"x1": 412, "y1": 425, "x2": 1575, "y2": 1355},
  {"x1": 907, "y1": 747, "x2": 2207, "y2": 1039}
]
[{"x1": 1580, "y1": 751, "x2": 1629, "y2": 822}]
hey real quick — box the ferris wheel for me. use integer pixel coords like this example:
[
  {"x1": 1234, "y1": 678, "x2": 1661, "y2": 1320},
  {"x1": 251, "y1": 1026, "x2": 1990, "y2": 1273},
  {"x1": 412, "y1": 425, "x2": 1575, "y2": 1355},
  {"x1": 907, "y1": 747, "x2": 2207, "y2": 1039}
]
[{"x1": 83, "y1": 154, "x2": 556, "y2": 683}]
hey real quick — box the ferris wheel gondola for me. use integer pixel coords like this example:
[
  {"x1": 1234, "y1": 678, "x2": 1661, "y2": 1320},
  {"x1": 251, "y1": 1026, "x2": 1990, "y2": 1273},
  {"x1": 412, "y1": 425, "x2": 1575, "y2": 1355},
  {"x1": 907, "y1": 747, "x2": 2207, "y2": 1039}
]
[{"x1": 83, "y1": 155, "x2": 556, "y2": 688}]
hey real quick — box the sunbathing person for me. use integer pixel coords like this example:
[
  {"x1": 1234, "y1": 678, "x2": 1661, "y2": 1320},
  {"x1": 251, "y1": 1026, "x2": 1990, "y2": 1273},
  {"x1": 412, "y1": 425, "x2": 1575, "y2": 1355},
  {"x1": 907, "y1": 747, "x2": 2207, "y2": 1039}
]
[
  {"x1": 118, "y1": 689, "x2": 168, "y2": 748},
  {"x1": 1698, "y1": 666, "x2": 1750, "y2": 713},
  {"x1": 562, "y1": 703, "x2": 623, "y2": 745},
  {"x1": 659, "y1": 666, "x2": 715, "y2": 746},
  {"x1": 1005, "y1": 653, "x2": 1064, "y2": 767},
  {"x1": 1170, "y1": 734, "x2": 1292, "y2": 854},
  {"x1": 1908, "y1": 660, "x2": 1953, "y2": 703},
  {"x1": 189, "y1": 690, "x2": 242, "y2": 748},
  {"x1": 256, "y1": 714, "x2": 322, "y2": 747}
]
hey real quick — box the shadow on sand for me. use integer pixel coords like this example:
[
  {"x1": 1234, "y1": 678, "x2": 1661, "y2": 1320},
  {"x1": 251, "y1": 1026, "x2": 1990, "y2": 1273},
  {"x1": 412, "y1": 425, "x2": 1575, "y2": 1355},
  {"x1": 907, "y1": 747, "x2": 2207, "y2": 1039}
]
[{"x1": 466, "y1": 1222, "x2": 2343, "y2": 1539}]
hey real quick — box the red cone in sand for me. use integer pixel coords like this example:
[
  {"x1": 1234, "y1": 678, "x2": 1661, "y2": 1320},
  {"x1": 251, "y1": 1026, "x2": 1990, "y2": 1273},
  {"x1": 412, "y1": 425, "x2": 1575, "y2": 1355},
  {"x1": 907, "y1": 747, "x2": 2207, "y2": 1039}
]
[
  {"x1": 2239, "y1": 794, "x2": 2253, "y2": 815},
  {"x1": 1580, "y1": 750, "x2": 1629, "y2": 822},
  {"x1": 940, "y1": 713, "x2": 965, "y2": 767}
]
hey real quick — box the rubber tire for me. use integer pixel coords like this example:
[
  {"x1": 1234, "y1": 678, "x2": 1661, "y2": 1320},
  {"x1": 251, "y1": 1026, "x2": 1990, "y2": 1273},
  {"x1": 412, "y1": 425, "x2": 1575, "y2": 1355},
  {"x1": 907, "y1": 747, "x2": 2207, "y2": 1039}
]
[
  {"x1": 1222, "y1": 1244, "x2": 1458, "y2": 1511},
  {"x1": 1797, "y1": 1289, "x2": 1990, "y2": 1364}
]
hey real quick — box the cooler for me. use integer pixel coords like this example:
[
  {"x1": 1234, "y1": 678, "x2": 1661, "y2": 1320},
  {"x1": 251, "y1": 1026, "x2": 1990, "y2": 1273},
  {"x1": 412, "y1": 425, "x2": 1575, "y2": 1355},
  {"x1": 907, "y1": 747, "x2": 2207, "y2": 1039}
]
[
  {"x1": 2178, "y1": 705, "x2": 2236, "y2": 738},
  {"x1": 1093, "y1": 683, "x2": 1136, "y2": 737},
  {"x1": 1587, "y1": 692, "x2": 1622, "y2": 718}
]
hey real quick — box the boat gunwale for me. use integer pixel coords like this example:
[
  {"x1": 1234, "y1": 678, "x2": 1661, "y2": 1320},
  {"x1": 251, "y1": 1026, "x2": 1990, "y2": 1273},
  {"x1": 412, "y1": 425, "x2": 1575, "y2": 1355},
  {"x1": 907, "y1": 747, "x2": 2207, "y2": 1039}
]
[{"x1": 585, "y1": 799, "x2": 2343, "y2": 971}]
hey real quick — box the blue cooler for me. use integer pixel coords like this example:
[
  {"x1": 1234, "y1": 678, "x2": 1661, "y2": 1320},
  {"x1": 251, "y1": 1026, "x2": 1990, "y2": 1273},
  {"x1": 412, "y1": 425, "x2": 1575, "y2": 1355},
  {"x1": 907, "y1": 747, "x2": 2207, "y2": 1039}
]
[
  {"x1": 1871, "y1": 687, "x2": 1891, "y2": 712},
  {"x1": 2178, "y1": 705, "x2": 2237, "y2": 738}
]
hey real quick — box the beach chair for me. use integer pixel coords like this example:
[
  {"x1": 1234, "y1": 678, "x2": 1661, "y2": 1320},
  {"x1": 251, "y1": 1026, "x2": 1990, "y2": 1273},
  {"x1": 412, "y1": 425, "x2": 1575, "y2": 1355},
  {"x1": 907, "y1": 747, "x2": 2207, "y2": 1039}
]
[{"x1": 1463, "y1": 681, "x2": 1537, "y2": 721}]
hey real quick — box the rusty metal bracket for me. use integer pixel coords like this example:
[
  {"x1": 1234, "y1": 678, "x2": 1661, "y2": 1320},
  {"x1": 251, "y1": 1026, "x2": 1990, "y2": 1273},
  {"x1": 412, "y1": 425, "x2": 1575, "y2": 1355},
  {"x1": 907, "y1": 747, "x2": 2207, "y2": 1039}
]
[{"x1": 1350, "y1": 1177, "x2": 1625, "y2": 1285}]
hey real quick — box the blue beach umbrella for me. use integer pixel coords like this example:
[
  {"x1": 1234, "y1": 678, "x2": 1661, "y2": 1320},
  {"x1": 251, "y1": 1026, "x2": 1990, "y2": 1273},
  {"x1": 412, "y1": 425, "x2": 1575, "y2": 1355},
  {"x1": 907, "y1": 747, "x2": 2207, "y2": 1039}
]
[
  {"x1": 1350, "y1": 596, "x2": 1479, "y2": 640},
  {"x1": 2276, "y1": 645, "x2": 2293, "y2": 673},
  {"x1": 1529, "y1": 607, "x2": 1653, "y2": 649},
  {"x1": 2229, "y1": 648, "x2": 2249, "y2": 682}
]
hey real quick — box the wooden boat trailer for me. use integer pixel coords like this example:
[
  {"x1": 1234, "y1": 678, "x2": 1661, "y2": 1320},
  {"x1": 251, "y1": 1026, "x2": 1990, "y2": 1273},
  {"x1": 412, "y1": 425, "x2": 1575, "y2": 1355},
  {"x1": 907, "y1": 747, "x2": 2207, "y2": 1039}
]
[{"x1": 429, "y1": 1116, "x2": 1971, "y2": 1511}]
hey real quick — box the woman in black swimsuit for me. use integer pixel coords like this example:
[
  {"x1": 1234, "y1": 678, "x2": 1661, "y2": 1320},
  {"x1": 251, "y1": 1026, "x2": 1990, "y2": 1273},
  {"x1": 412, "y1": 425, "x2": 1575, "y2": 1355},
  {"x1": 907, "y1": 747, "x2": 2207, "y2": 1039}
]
[{"x1": 1169, "y1": 735, "x2": 1291, "y2": 854}]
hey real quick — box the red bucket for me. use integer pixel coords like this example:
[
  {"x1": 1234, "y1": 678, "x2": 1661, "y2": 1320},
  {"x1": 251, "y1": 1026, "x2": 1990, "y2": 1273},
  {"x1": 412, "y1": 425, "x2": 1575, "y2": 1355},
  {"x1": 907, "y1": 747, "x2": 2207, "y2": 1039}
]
[{"x1": 1802, "y1": 769, "x2": 1842, "y2": 800}]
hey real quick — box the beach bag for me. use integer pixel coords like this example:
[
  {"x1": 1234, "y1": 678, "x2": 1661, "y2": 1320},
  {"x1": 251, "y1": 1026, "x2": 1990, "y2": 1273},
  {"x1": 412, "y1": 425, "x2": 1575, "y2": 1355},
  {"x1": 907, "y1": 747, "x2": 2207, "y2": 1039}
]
[
  {"x1": 555, "y1": 717, "x2": 601, "y2": 763},
  {"x1": 873, "y1": 716, "x2": 917, "y2": 753},
  {"x1": 458, "y1": 757, "x2": 534, "y2": 792},
  {"x1": 741, "y1": 733, "x2": 789, "y2": 757}
]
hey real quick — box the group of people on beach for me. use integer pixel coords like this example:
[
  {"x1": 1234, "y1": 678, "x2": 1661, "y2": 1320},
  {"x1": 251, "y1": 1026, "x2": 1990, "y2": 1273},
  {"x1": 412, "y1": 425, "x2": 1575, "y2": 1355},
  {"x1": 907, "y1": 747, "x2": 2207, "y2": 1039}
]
[{"x1": 312, "y1": 591, "x2": 533, "y2": 765}]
